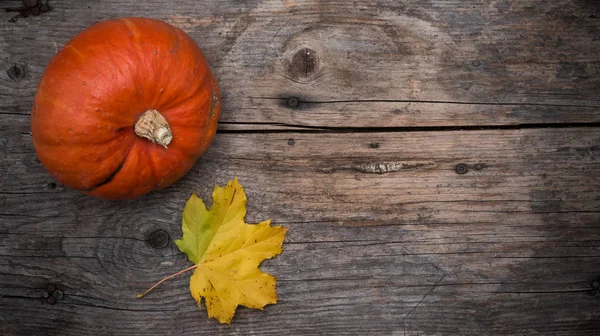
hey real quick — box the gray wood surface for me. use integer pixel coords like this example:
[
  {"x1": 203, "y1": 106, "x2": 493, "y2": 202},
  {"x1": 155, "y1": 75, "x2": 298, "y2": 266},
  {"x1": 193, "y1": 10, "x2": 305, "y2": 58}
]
[{"x1": 1, "y1": 0, "x2": 600, "y2": 335}]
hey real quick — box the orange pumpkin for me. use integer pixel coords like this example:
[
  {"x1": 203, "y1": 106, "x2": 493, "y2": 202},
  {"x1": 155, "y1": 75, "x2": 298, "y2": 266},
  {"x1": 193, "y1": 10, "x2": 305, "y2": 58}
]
[{"x1": 31, "y1": 17, "x2": 221, "y2": 200}]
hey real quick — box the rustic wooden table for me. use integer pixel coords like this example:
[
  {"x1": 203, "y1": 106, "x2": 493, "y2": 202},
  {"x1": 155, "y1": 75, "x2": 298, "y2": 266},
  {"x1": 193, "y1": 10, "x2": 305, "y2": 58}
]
[{"x1": 1, "y1": 0, "x2": 600, "y2": 335}]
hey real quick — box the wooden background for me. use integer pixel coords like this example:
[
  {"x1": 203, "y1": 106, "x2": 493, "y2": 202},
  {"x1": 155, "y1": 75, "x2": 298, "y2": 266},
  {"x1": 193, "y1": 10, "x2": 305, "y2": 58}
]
[{"x1": 1, "y1": 0, "x2": 600, "y2": 335}]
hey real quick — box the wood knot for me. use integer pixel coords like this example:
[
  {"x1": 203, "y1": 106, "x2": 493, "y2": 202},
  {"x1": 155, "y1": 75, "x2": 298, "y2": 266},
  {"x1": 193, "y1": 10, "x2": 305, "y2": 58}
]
[
  {"x1": 289, "y1": 48, "x2": 319, "y2": 80},
  {"x1": 148, "y1": 229, "x2": 170, "y2": 249},
  {"x1": 6, "y1": 62, "x2": 28, "y2": 82}
]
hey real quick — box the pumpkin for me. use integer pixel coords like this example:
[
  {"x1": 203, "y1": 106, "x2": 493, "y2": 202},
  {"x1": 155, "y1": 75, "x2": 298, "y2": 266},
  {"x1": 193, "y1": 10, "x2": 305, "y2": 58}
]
[{"x1": 31, "y1": 17, "x2": 221, "y2": 200}]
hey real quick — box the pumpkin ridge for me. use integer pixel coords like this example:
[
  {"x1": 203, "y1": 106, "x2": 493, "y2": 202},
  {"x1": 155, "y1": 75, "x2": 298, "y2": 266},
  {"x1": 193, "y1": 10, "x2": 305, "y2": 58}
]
[
  {"x1": 120, "y1": 18, "x2": 142, "y2": 43},
  {"x1": 162, "y1": 98, "x2": 210, "y2": 130},
  {"x1": 144, "y1": 143, "x2": 158, "y2": 186},
  {"x1": 160, "y1": 77, "x2": 213, "y2": 131},
  {"x1": 83, "y1": 156, "x2": 127, "y2": 192},
  {"x1": 157, "y1": 28, "x2": 210, "y2": 112},
  {"x1": 158, "y1": 70, "x2": 209, "y2": 113},
  {"x1": 35, "y1": 93, "x2": 135, "y2": 145},
  {"x1": 85, "y1": 139, "x2": 135, "y2": 191},
  {"x1": 63, "y1": 45, "x2": 85, "y2": 59}
]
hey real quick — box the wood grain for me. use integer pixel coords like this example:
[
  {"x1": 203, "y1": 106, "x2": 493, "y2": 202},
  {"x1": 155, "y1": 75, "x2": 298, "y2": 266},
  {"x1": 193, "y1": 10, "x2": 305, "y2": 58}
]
[
  {"x1": 1, "y1": 0, "x2": 600, "y2": 335},
  {"x1": 1, "y1": 0, "x2": 599, "y2": 129},
  {"x1": 2, "y1": 120, "x2": 600, "y2": 335}
]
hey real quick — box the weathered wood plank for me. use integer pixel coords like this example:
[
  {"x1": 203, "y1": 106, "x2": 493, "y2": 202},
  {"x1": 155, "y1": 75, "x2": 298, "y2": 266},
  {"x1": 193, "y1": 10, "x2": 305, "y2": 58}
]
[
  {"x1": 1, "y1": 0, "x2": 599, "y2": 129},
  {"x1": 2, "y1": 0, "x2": 600, "y2": 335},
  {"x1": 1, "y1": 122, "x2": 599, "y2": 335}
]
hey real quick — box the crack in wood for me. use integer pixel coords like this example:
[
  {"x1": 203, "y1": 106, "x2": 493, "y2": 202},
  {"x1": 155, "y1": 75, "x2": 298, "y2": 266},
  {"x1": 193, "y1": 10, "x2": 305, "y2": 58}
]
[
  {"x1": 403, "y1": 274, "x2": 447, "y2": 323},
  {"x1": 321, "y1": 162, "x2": 435, "y2": 174},
  {"x1": 218, "y1": 122, "x2": 600, "y2": 134},
  {"x1": 248, "y1": 97, "x2": 600, "y2": 109}
]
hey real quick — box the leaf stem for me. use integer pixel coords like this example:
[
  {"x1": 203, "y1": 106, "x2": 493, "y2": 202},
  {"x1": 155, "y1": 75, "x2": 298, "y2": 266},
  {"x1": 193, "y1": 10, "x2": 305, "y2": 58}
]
[{"x1": 136, "y1": 264, "x2": 198, "y2": 299}]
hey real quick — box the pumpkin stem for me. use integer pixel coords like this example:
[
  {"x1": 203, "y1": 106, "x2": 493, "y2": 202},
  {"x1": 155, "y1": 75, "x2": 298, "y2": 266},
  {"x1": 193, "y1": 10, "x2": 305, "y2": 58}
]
[{"x1": 134, "y1": 109, "x2": 173, "y2": 148}]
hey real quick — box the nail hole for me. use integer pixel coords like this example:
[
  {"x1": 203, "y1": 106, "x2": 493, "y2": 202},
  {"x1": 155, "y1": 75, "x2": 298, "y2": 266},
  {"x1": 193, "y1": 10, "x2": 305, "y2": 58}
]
[
  {"x1": 52, "y1": 290, "x2": 64, "y2": 301},
  {"x1": 472, "y1": 60, "x2": 482, "y2": 67},
  {"x1": 455, "y1": 163, "x2": 468, "y2": 174},
  {"x1": 369, "y1": 143, "x2": 380, "y2": 149},
  {"x1": 47, "y1": 182, "x2": 56, "y2": 189},
  {"x1": 288, "y1": 139, "x2": 295, "y2": 146},
  {"x1": 44, "y1": 283, "x2": 62, "y2": 305},
  {"x1": 287, "y1": 97, "x2": 299, "y2": 108}
]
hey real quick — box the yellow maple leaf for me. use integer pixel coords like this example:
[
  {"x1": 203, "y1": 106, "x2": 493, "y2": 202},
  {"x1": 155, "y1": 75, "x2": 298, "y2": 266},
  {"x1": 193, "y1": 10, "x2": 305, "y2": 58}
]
[{"x1": 173, "y1": 178, "x2": 287, "y2": 324}]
